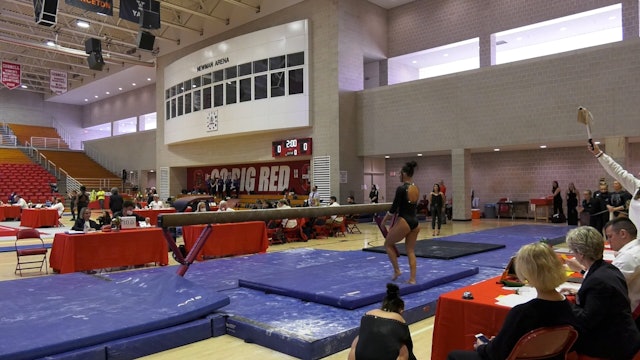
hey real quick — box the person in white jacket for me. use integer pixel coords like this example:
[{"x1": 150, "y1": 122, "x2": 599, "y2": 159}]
[{"x1": 590, "y1": 143, "x2": 640, "y2": 230}]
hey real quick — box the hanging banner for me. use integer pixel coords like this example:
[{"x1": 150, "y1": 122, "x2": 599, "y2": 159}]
[
  {"x1": 49, "y1": 70, "x2": 67, "y2": 94},
  {"x1": 65, "y1": 0, "x2": 113, "y2": 16},
  {"x1": 120, "y1": 0, "x2": 146, "y2": 23},
  {"x1": 1, "y1": 61, "x2": 21, "y2": 90}
]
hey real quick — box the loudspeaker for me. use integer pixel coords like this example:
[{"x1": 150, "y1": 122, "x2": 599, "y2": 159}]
[
  {"x1": 87, "y1": 52, "x2": 105, "y2": 71},
  {"x1": 139, "y1": 9, "x2": 161, "y2": 29},
  {"x1": 137, "y1": 31, "x2": 155, "y2": 51},
  {"x1": 85, "y1": 38, "x2": 101, "y2": 54},
  {"x1": 147, "y1": 0, "x2": 160, "y2": 13},
  {"x1": 33, "y1": 0, "x2": 58, "y2": 27}
]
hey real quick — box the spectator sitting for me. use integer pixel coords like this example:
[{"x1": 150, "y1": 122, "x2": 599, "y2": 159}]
[
  {"x1": 49, "y1": 198, "x2": 65, "y2": 217},
  {"x1": 277, "y1": 199, "x2": 297, "y2": 228},
  {"x1": 148, "y1": 194, "x2": 164, "y2": 210},
  {"x1": 72, "y1": 207, "x2": 100, "y2": 232},
  {"x1": 195, "y1": 201, "x2": 208, "y2": 212},
  {"x1": 326, "y1": 196, "x2": 344, "y2": 224},
  {"x1": 13, "y1": 194, "x2": 28, "y2": 209},
  {"x1": 114, "y1": 200, "x2": 150, "y2": 225},
  {"x1": 96, "y1": 210, "x2": 112, "y2": 227}
]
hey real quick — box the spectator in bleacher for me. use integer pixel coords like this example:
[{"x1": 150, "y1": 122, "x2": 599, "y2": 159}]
[
  {"x1": 109, "y1": 187, "x2": 124, "y2": 215},
  {"x1": 217, "y1": 200, "x2": 235, "y2": 212},
  {"x1": 76, "y1": 186, "x2": 89, "y2": 212},
  {"x1": 96, "y1": 188, "x2": 106, "y2": 209},
  {"x1": 68, "y1": 190, "x2": 78, "y2": 220},
  {"x1": 49, "y1": 197, "x2": 65, "y2": 217}
]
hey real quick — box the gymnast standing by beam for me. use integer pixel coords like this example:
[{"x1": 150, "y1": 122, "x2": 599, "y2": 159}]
[{"x1": 379, "y1": 161, "x2": 420, "y2": 284}]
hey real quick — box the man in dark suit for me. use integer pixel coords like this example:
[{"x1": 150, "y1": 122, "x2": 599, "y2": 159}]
[{"x1": 565, "y1": 226, "x2": 640, "y2": 359}]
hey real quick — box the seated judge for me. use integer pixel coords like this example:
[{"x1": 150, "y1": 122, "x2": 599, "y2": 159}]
[
  {"x1": 447, "y1": 242, "x2": 577, "y2": 360},
  {"x1": 113, "y1": 200, "x2": 150, "y2": 225},
  {"x1": 72, "y1": 207, "x2": 100, "y2": 232},
  {"x1": 49, "y1": 197, "x2": 65, "y2": 217},
  {"x1": 147, "y1": 194, "x2": 164, "y2": 210}
]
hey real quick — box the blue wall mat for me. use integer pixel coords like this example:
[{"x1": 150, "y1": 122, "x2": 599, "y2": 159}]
[{"x1": 0, "y1": 272, "x2": 229, "y2": 360}]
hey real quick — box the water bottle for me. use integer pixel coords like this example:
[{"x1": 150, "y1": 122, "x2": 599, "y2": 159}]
[{"x1": 83, "y1": 221, "x2": 90, "y2": 233}]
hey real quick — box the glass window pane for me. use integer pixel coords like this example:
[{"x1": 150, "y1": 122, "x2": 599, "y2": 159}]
[
  {"x1": 165, "y1": 101, "x2": 170, "y2": 120},
  {"x1": 176, "y1": 84, "x2": 183, "y2": 95},
  {"x1": 171, "y1": 98, "x2": 176, "y2": 118},
  {"x1": 113, "y1": 117, "x2": 137, "y2": 136},
  {"x1": 225, "y1": 66, "x2": 237, "y2": 79},
  {"x1": 287, "y1": 52, "x2": 304, "y2": 67},
  {"x1": 213, "y1": 70, "x2": 223, "y2": 82},
  {"x1": 193, "y1": 89, "x2": 201, "y2": 112},
  {"x1": 238, "y1": 62, "x2": 252, "y2": 76},
  {"x1": 165, "y1": 89, "x2": 170, "y2": 99},
  {"x1": 83, "y1": 123, "x2": 111, "y2": 140},
  {"x1": 139, "y1": 112, "x2": 157, "y2": 131},
  {"x1": 269, "y1": 55, "x2": 285, "y2": 70},
  {"x1": 183, "y1": 79, "x2": 191, "y2": 92},
  {"x1": 253, "y1": 59, "x2": 268, "y2": 73},
  {"x1": 254, "y1": 75, "x2": 267, "y2": 100},
  {"x1": 184, "y1": 93, "x2": 192, "y2": 114},
  {"x1": 170, "y1": 86, "x2": 176, "y2": 97},
  {"x1": 226, "y1": 81, "x2": 237, "y2": 104},
  {"x1": 240, "y1": 78, "x2": 251, "y2": 102},
  {"x1": 177, "y1": 96, "x2": 184, "y2": 116},
  {"x1": 192, "y1": 76, "x2": 201, "y2": 88},
  {"x1": 213, "y1": 84, "x2": 224, "y2": 107},
  {"x1": 202, "y1": 73, "x2": 212, "y2": 85},
  {"x1": 203, "y1": 87, "x2": 212, "y2": 109},
  {"x1": 288, "y1": 69, "x2": 303, "y2": 95},
  {"x1": 271, "y1": 72, "x2": 285, "y2": 97}
]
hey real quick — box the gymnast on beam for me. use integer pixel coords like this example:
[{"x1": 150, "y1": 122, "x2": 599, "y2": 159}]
[{"x1": 379, "y1": 161, "x2": 420, "y2": 284}]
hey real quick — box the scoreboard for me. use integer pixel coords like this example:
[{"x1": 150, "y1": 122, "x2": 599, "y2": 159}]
[{"x1": 272, "y1": 137, "x2": 312, "y2": 157}]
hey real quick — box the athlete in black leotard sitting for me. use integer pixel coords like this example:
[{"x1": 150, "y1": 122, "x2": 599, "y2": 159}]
[{"x1": 380, "y1": 161, "x2": 420, "y2": 284}]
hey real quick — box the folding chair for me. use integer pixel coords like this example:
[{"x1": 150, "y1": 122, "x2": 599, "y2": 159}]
[
  {"x1": 15, "y1": 228, "x2": 48, "y2": 276},
  {"x1": 506, "y1": 325, "x2": 578, "y2": 360},
  {"x1": 345, "y1": 216, "x2": 361, "y2": 234}
]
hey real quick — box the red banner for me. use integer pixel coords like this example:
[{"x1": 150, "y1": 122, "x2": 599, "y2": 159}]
[
  {"x1": 187, "y1": 160, "x2": 311, "y2": 195},
  {"x1": 1, "y1": 61, "x2": 21, "y2": 90}
]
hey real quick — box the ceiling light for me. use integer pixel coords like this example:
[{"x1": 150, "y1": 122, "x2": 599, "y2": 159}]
[
  {"x1": 46, "y1": 40, "x2": 55, "y2": 47},
  {"x1": 84, "y1": 99, "x2": 88, "y2": 102},
  {"x1": 118, "y1": 87, "x2": 123, "y2": 91},
  {"x1": 20, "y1": 85, "x2": 27, "y2": 89},
  {"x1": 384, "y1": 156, "x2": 390, "y2": 159},
  {"x1": 494, "y1": 148, "x2": 500, "y2": 152},
  {"x1": 132, "y1": 83, "x2": 136, "y2": 86},
  {"x1": 76, "y1": 19, "x2": 90, "y2": 28},
  {"x1": 417, "y1": 153, "x2": 423, "y2": 157},
  {"x1": 539, "y1": 145, "x2": 547, "y2": 149},
  {"x1": 412, "y1": 60, "x2": 417, "y2": 64},
  {"x1": 94, "y1": 95, "x2": 98, "y2": 98},
  {"x1": 147, "y1": 78, "x2": 151, "y2": 81},
  {"x1": 105, "y1": 91, "x2": 110, "y2": 95},
  {"x1": 595, "y1": 141, "x2": 601, "y2": 145}
]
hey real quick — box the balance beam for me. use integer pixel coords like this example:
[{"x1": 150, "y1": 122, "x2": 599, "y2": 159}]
[{"x1": 157, "y1": 203, "x2": 391, "y2": 276}]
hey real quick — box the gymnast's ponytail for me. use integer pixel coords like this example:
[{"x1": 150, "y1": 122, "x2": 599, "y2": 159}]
[
  {"x1": 381, "y1": 283, "x2": 405, "y2": 314},
  {"x1": 402, "y1": 161, "x2": 417, "y2": 178}
]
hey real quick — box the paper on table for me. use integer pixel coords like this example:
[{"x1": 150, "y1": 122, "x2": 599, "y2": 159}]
[{"x1": 495, "y1": 286, "x2": 537, "y2": 307}]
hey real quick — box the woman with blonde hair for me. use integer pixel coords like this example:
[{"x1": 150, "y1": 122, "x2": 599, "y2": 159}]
[{"x1": 447, "y1": 242, "x2": 576, "y2": 360}]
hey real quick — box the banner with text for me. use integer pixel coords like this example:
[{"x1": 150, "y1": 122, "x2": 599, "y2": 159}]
[
  {"x1": 49, "y1": 70, "x2": 67, "y2": 94},
  {"x1": 119, "y1": 0, "x2": 146, "y2": 23},
  {"x1": 65, "y1": 0, "x2": 113, "y2": 16},
  {"x1": 1, "y1": 61, "x2": 20, "y2": 90},
  {"x1": 187, "y1": 160, "x2": 311, "y2": 195}
]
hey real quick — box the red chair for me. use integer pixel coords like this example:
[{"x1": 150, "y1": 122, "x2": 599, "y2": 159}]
[
  {"x1": 15, "y1": 228, "x2": 48, "y2": 276},
  {"x1": 506, "y1": 325, "x2": 578, "y2": 360}
]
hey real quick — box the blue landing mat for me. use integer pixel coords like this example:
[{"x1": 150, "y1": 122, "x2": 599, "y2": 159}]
[
  {"x1": 362, "y1": 239, "x2": 506, "y2": 259},
  {"x1": 238, "y1": 251, "x2": 479, "y2": 309},
  {"x1": 0, "y1": 272, "x2": 229, "y2": 360}
]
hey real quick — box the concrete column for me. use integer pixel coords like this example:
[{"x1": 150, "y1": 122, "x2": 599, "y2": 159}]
[
  {"x1": 479, "y1": 33, "x2": 496, "y2": 68},
  {"x1": 451, "y1": 148, "x2": 471, "y2": 220},
  {"x1": 604, "y1": 136, "x2": 628, "y2": 168},
  {"x1": 622, "y1": 0, "x2": 639, "y2": 40},
  {"x1": 379, "y1": 59, "x2": 388, "y2": 86}
]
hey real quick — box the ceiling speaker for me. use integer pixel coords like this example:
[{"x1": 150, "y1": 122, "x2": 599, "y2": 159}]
[
  {"x1": 34, "y1": 0, "x2": 58, "y2": 27},
  {"x1": 137, "y1": 31, "x2": 155, "y2": 51},
  {"x1": 84, "y1": 38, "x2": 102, "y2": 54},
  {"x1": 87, "y1": 52, "x2": 105, "y2": 71}
]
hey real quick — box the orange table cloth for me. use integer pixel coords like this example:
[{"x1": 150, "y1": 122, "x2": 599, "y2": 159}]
[
  {"x1": 50, "y1": 228, "x2": 168, "y2": 274},
  {"x1": 183, "y1": 221, "x2": 268, "y2": 261},
  {"x1": 133, "y1": 208, "x2": 176, "y2": 225},
  {"x1": 431, "y1": 276, "x2": 513, "y2": 360},
  {"x1": 0, "y1": 205, "x2": 22, "y2": 221},
  {"x1": 20, "y1": 208, "x2": 59, "y2": 227}
]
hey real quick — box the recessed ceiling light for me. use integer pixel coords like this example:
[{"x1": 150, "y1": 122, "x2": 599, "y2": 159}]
[
  {"x1": 94, "y1": 95, "x2": 98, "y2": 98},
  {"x1": 132, "y1": 83, "x2": 136, "y2": 86},
  {"x1": 417, "y1": 153, "x2": 423, "y2": 157},
  {"x1": 46, "y1": 40, "x2": 55, "y2": 47},
  {"x1": 384, "y1": 155, "x2": 390, "y2": 159},
  {"x1": 84, "y1": 98, "x2": 88, "y2": 102},
  {"x1": 105, "y1": 91, "x2": 110, "y2": 95},
  {"x1": 20, "y1": 85, "x2": 27, "y2": 88},
  {"x1": 76, "y1": 19, "x2": 90, "y2": 28},
  {"x1": 147, "y1": 78, "x2": 151, "y2": 81},
  {"x1": 539, "y1": 145, "x2": 547, "y2": 149},
  {"x1": 494, "y1": 148, "x2": 500, "y2": 152},
  {"x1": 118, "y1": 87, "x2": 123, "y2": 91}
]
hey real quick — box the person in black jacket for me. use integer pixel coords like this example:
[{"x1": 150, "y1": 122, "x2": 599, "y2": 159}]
[
  {"x1": 71, "y1": 207, "x2": 100, "y2": 232},
  {"x1": 565, "y1": 226, "x2": 640, "y2": 360},
  {"x1": 109, "y1": 187, "x2": 124, "y2": 216}
]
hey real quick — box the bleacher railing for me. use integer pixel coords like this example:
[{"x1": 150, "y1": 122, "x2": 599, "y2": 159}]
[
  {"x1": 83, "y1": 143, "x2": 118, "y2": 176},
  {"x1": 0, "y1": 134, "x2": 17, "y2": 146},
  {"x1": 29, "y1": 136, "x2": 69, "y2": 149}
]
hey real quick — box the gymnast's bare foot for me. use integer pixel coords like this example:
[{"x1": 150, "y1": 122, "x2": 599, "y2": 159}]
[
  {"x1": 407, "y1": 279, "x2": 416, "y2": 284},
  {"x1": 392, "y1": 271, "x2": 402, "y2": 281}
]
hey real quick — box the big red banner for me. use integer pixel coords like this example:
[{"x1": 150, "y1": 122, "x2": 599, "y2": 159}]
[
  {"x1": 1, "y1": 61, "x2": 21, "y2": 90},
  {"x1": 187, "y1": 160, "x2": 311, "y2": 195}
]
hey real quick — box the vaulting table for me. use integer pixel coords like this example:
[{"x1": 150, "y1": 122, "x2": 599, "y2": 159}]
[
  {"x1": 50, "y1": 228, "x2": 168, "y2": 274},
  {"x1": 134, "y1": 208, "x2": 177, "y2": 226},
  {"x1": 20, "y1": 208, "x2": 59, "y2": 227},
  {"x1": 495, "y1": 200, "x2": 530, "y2": 220},
  {"x1": 182, "y1": 221, "x2": 268, "y2": 261}
]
